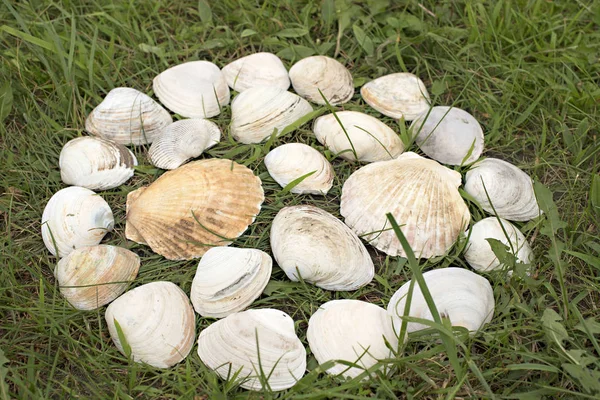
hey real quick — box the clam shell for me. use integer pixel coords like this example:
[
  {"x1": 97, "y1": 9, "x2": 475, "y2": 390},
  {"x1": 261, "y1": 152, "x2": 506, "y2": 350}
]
[
  {"x1": 41, "y1": 186, "x2": 114, "y2": 258},
  {"x1": 340, "y1": 152, "x2": 471, "y2": 258},
  {"x1": 125, "y1": 159, "x2": 264, "y2": 260},
  {"x1": 222, "y1": 52, "x2": 290, "y2": 92},
  {"x1": 360, "y1": 73, "x2": 430, "y2": 120},
  {"x1": 313, "y1": 111, "x2": 404, "y2": 162},
  {"x1": 270, "y1": 205, "x2": 374, "y2": 291},
  {"x1": 190, "y1": 247, "x2": 272, "y2": 318},
  {"x1": 105, "y1": 281, "x2": 195, "y2": 368},
  {"x1": 55, "y1": 245, "x2": 140, "y2": 310},
  {"x1": 153, "y1": 61, "x2": 230, "y2": 118},
  {"x1": 289, "y1": 56, "x2": 354, "y2": 105},
  {"x1": 197, "y1": 308, "x2": 306, "y2": 391},
  {"x1": 85, "y1": 87, "x2": 172, "y2": 145},
  {"x1": 148, "y1": 119, "x2": 221, "y2": 170}
]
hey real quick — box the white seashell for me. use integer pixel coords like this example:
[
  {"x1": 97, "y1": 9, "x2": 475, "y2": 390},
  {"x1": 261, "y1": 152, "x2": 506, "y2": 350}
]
[
  {"x1": 222, "y1": 52, "x2": 290, "y2": 92},
  {"x1": 313, "y1": 111, "x2": 405, "y2": 162},
  {"x1": 153, "y1": 61, "x2": 230, "y2": 118},
  {"x1": 59, "y1": 136, "x2": 137, "y2": 190},
  {"x1": 197, "y1": 308, "x2": 306, "y2": 391},
  {"x1": 360, "y1": 73, "x2": 430, "y2": 120},
  {"x1": 264, "y1": 143, "x2": 334, "y2": 194},
  {"x1": 41, "y1": 186, "x2": 114, "y2": 258},
  {"x1": 105, "y1": 281, "x2": 195, "y2": 368},
  {"x1": 387, "y1": 267, "x2": 495, "y2": 334},
  {"x1": 190, "y1": 247, "x2": 272, "y2": 318},
  {"x1": 464, "y1": 158, "x2": 542, "y2": 221},
  {"x1": 85, "y1": 87, "x2": 172, "y2": 145},
  {"x1": 289, "y1": 56, "x2": 354, "y2": 105},
  {"x1": 148, "y1": 119, "x2": 221, "y2": 170},
  {"x1": 307, "y1": 300, "x2": 399, "y2": 378},
  {"x1": 464, "y1": 217, "x2": 534, "y2": 272},
  {"x1": 341, "y1": 152, "x2": 471, "y2": 258},
  {"x1": 230, "y1": 86, "x2": 313, "y2": 144},
  {"x1": 410, "y1": 106, "x2": 484, "y2": 165},
  {"x1": 270, "y1": 205, "x2": 374, "y2": 291}
]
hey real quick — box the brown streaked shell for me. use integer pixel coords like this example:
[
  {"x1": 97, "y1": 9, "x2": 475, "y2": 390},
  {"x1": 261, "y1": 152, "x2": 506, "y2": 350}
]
[{"x1": 289, "y1": 56, "x2": 354, "y2": 105}]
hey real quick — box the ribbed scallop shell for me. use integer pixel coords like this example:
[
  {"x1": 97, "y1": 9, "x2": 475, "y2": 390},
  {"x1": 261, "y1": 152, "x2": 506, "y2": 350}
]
[
  {"x1": 360, "y1": 73, "x2": 430, "y2": 120},
  {"x1": 222, "y1": 52, "x2": 290, "y2": 92},
  {"x1": 148, "y1": 119, "x2": 221, "y2": 170},
  {"x1": 85, "y1": 87, "x2": 172, "y2": 145},
  {"x1": 197, "y1": 308, "x2": 306, "y2": 391},
  {"x1": 153, "y1": 61, "x2": 230, "y2": 118},
  {"x1": 230, "y1": 86, "x2": 313, "y2": 144},
  {"x1": 55, "y1": 245, "x2": 140, "y2": 310},
  {"x1": 313, "y1": 111, "x2": 405, "y2": 162},
  {"x1": 340, "y1": 152, "x2": 471, "y2": 258},
  {"x1": 105, "y1": 281, "x2": 195, "y2": 368},
  {"x1": 270, "y1": 205, "x2": 374, "y2": 291},
  {"x1": 41, "y1": 186, "x2": 114, "y2": 258},
  {"x1": 125, "y1": 159, "x2": 264, "y2": 260},
  {"x1": 289, "y1": 56, "x2": 354, "y2": 105},
  {"x1": 190, "y1": 247, "x2": 272, "y2": 318}
]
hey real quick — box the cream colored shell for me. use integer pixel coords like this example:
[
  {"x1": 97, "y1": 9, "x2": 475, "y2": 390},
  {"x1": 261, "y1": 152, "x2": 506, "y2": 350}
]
[
  {"x1": 289, "y1": 56, "x2": 353, "y2": 105},
  {"x1": 222, "y1": 52, "x2": 290, "y2": 92},
  {"x1": 360, "y1": 73, "x2": 430, "y2": 120}
]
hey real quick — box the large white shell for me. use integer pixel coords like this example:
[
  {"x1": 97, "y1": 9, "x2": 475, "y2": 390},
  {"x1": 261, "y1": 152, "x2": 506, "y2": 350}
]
[
  {"x1": 85, "y1": 87, "x2": 172, "y2": 145},
  {"x1": 148, "y1": 119, "x2": 221, "y2": 170},
  {"x1": 464, "y1": 158, "x2": 542, "y2": 221},
  {"x1": 190, "y1": 247, "x2": 272, "y2": 318},
  {"x1": 410, "y1": 106, "x2": 484, "y2": 165},
  {"x1": 41, "y1": 186, "x2": 114, "y2": 258},
  {"x1": 307, "y1": 300, "x2": 399, "y2": 378},
  {"x1": 360, "y1": 73, "x2": 430, "y2": 120},
  {"x1": 270, "y1": 205, "x2": 374, "y2": 291},
  {"x1": 105, "y1": 281, "x2": 195, "y2": 368},
  {"x1": 289, "y1": 56, "x2": 354, "y2": 105},
  {"x1": 264, "y1": 143, "x2": 334, "y2": 194},
  {"x1": 341, "y1": 152, "x2": 471, "y2": 258},
  {"x1": 153, "y1": 61, "x2": 230, "y2": 118},
  {"x1": 197, "y1": 308, "x2": 306, "y2": 391},
  {"x1": 222, "y1": 52, "x2": 290, "y2": 92},
  {"x1": 387, "y1": 267, "x2": 495, "y2": 334}
]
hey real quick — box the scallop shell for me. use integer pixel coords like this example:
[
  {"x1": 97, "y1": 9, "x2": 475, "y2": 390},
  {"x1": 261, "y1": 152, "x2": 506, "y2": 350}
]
[
  {"x1": 307, "y1": 300, "x2": 399, "y2": 378},
  {"x1": 190, "y1": 247, "x2": 272, "y2": 318},
  {"x1": 197, "y1": 308, "x2": 306, "y2": 391},
  {"x1": 55, "y1": 245, "x2": 140, "y2": 310},
  {"x1": 410, "y1": 106, "x2": 484, "y2": 165},
  {"x1": 270, "y1": 205, "x2": 374, "y2": 291},
  {"x1": 85, "y1": 87, "x2": 172, "y2": 145},
  {"x1": 105, "y1": 281, "x2": 195, "y2": 368},
  {"x1": 230, "y1": 86, "x2": 313, "y2": 144},
  {"x1": 264, "y1": 143, "x2": 334, "y2": 194},
  {"x1": 125, "y1": 159, "x2": 264, "y2": 260},
  {"x1": 340, "y1": 152, "x2": 471, "y2": 258},
  {"x1": 313, "y1": 111, "x2": 404, "y2": 162},
  {"x1": 289, "y1": 56, "x2": 353, "y2": 105},
  {"x1": 464, "y1": 158, "x2": 541, "y2": 221},
  {"x1": 41, "y1": 186, "x2": 114, "y2": 258},
  {"x1": 387, "y1": 267, "x2": 495, "y2": 334},
  {"x1": 222, "y1": 52, "x2": 290, "y2": 92},
  {"x1": 360, "y1": 73, "x2": 430, "y2": 120},
  {"x1": 153, "y1": 61, "x2": 230, "y2": 118},
  {"x1": 148, "y1": 119, "x2": 221, "y2": 170}
]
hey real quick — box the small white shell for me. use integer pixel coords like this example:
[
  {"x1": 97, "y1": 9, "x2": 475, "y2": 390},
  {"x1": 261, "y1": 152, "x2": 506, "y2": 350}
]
[
  {"x1": 289, "y1": 56, "x2": 354, "y2": 105},
  {"x1": 360, "y1": 73, "x2": 430, "y2": 120},
  {"x1": 222, "y1": 52, "x2": 290, "y2": 92}
]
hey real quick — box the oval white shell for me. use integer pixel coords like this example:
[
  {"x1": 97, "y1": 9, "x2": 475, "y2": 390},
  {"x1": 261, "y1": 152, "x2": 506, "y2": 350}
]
[
  {"x1": 360, "y1": 73, "x2": 430, "y2": 120},
  {"x1": 222, "y1": 52, "x2": 290, "y2": 92},
  {"x1": 289, "y1": 56, "x2": 354, "y2": 105}
]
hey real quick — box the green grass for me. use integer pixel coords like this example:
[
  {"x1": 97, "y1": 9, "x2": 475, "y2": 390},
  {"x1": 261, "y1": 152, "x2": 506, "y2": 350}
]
[{"x1": 1, "y1": 0, "x2": 599, "y2": 398}]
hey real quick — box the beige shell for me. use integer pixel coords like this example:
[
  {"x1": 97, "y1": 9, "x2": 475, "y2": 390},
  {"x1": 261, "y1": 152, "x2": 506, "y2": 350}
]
[
  {"x1": 288, "y1": 56, "x2": 354, "y2": 105},
  {"x1": 360, "y1": 73, "x2": 430, "y2": 120},
  {"x1": 125, "y1": 159, "x2": 264, "y2": 260},
  {"x1": 340, "y1": 152, "x2": 471, "y2": 258},
  {"x1": 55, "y1": 245, "x2": 140, "y2": 310},
  {"x1": 85, "y1": 87, "x2": 172, "y2": 145},
  {"x1": 222, "y1": 52, "x2": 290, "y2": 92}
]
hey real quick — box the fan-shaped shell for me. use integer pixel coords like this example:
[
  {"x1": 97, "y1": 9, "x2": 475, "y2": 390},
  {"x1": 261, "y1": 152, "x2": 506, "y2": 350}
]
[
  {"x1": 270, "y1": 205, "x2": 374, "y2": 291},
  {"x1": 222, "y1": 52, "x2": 290, "y2": 92},
  {"x1": 148, "y1": 119, "x2": 221, "y2": 170},
  {"x1": 313, "y1": 111, "x2": 405, "y2": 162},
  {"x1": 125, "y1": 159, "x2": 264, "y2": 260},
  {"x1": 85, "y1": 87, "x2": 172, "y2": 145},
  {"x1": 190, "y1": 247, "x2": 272, "y2": 318},
  {"x1": 105, "y1": 281, "x2": 195, "y2": 368},
  {"x1": 197, "y1": 308, "x2": 306, "y2": 391},
  {"x1": 340, "y1": 152, "x2": 471, "y2": 258},
  {"x1": 289, "y1": 56, "x2": 353, "y2": 105}
]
